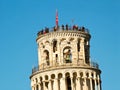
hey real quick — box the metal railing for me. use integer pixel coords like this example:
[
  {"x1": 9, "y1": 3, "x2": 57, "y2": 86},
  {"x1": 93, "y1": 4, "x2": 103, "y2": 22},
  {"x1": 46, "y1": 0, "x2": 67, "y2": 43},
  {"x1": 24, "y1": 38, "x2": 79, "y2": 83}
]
[
  {"x1": 32, "y1": 61, "x2": 99, "y2": 74},
  {"x1": 37, "y1": 25, "x2": 89, "y2": 36},
  {"x1": 90, "y1": 61, "x2": 99, "y2": 69}
]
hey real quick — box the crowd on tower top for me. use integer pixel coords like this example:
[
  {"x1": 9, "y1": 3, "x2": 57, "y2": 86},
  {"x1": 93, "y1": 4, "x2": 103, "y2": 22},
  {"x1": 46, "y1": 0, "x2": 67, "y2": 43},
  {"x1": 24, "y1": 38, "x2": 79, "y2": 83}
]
[{"x1": 37, "y1": 24, "x2": 89, "y2": 36}]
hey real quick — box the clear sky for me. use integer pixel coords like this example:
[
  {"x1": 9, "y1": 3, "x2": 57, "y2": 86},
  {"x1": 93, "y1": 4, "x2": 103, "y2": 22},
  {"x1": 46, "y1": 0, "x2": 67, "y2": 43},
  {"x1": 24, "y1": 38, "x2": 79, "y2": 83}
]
[{"x1": 0, "y1": 0, "x2": 120, "y2": 90}]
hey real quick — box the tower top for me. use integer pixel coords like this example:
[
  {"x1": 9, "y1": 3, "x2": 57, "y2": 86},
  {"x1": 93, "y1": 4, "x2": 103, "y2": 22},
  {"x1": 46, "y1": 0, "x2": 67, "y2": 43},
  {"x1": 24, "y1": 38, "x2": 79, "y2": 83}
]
[
  {"x1": 30, "y1": 23, "x2": 102, "y2": 90},
  {"x1": 37, "y1": 25, "x2": 90, "y2": 37}
]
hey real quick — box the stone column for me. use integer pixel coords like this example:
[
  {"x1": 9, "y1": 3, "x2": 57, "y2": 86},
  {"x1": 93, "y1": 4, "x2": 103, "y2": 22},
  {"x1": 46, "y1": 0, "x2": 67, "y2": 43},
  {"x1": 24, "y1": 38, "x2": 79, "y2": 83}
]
[
  {"x1": 76, "y1": 77, "x2": 81, "y2": 90},
  {"x1": 54, "y1": 78, "x2": 59, "y2": 90},
  {"x1": 43, "y1": 81, "x2": 46, "y2": 90},
  {"x1": 38, "y1": 83, "x2": 41, "y2": 90},
  {"x1": 73, "y1": 40, "x2": 79, "y2": 64},
  {"x1": 61, "y1": 77, "x2": 67, "y2": 90},
  {"x1": 70, "y1": 77, "x2": 74, "y2": 90},
  {"x1": 34, "y1": 86, "x2": 36, "y2": 90},
  {"x1": 48, "y1": 80, "x2": 52, "y2": 90},
  {"x1": 94, "y1": 79, "x2": 97, "y2": 90},
  {"x1": 80, "y1": 38, "x2": 85, "y2": 65},
  {"x1": 90, "y1": 78, "x2": 93, "y2": 90},
  {"x1": 32, "y1": 86, "x2": 34, "y2": 90},
  {"x1": 97, "y1": 75, "x2": 102, "y2": 90},
  {"x1": 97, "y1": 78, "x2": 102, "y2": 90},
  {"x1": 83, "y1": 77, "x2": 87, "y2": 90},
  {"x1": 97, "y1": 80, "x2": 100, "y2": 90}
]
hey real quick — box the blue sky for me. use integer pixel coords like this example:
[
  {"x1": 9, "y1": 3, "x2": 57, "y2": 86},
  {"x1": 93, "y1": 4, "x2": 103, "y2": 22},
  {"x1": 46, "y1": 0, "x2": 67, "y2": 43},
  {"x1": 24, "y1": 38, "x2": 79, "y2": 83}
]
[{"x1": 0, "y1": 0, "x2": 120, "y2": 90}]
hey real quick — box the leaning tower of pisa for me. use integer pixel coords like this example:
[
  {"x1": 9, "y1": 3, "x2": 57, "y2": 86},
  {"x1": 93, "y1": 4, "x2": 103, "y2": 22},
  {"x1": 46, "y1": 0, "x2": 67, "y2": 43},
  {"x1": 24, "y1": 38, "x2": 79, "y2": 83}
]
[{"x1": 30, "y1": 25, "x2": 102, "y2": 90}]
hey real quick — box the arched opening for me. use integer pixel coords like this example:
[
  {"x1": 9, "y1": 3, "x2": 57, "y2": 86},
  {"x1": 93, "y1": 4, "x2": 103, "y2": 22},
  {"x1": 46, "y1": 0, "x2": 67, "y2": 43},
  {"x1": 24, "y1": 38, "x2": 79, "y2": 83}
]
[
  {"x1": 40, "y1": 77, "x2": 43, "y2": 90},
  {"x1": 44, "y1": 75, "x2": 50, "y2": 90},
  {"x1": 63, "y1": 47, "x2": 72, "y2": 63},
  {"x1": 53, "y1": 39, "x2": 57, "y2": 52},
  {"x1": 45, "y1": 75, "x2": 48, "y2": 80},
  {"x1": 84, "y1": 39, "x2": 89, "y2": 64},
  {"x1": 51, "y1": 74, "x2": 55, "y2": 90},
  {"x1": 92, "y1": 79, "x2": 95, "y2": 90},
  {"x1": 65, "y1": 72, "x2": 72, "y2": 90},
  {"x1": 51, "y1": 74, "x2": 55, "y2": 79},
  {"x1": 58, "y1": 73, "x2": 63, "y2": 90},
  {"x1": 43, "y1": 50, "x2": 50, "y2": 65},
  {"x1": 77, "y1": 39, "x2": 80, "y2": 52},
  {"x1": 35, "y1": 78, "x2": 38, "y2": 83}
]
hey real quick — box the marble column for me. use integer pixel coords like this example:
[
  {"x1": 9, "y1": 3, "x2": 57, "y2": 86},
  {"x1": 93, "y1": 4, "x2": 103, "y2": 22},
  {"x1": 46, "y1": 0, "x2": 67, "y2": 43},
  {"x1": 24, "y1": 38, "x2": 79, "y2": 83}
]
[
  {"x1": 43, "y1": 81, "x2": 46, "y2": 90},
  {"x1": 83, "y1": 77, "x2": 87, "y2": 90},
  {"x1": 54, "y1": 78, "x2": 59, "y2": 90},
  {"x1": 38, "y1": 84, "x2": 41, "y2": 90},
  {"x1": 32, "y1": 86, "x2": 34, "y2": 90},
  {"x1": 61, "y1": 77, "x2": 67, "y2": 90},
  {"x1": 48, "y1": 80, "x2": 52, "y2": 90},
  {"x1": 76, "y1": 77, "x2": 81, "y2": 90},
  {"x1": 90, "y1": 78, "x2": 93, "y2": 90},
  {"x1": 94, "y1": 79, "x2": 97, "y2": 90},
  {"x1": 70, "y1": 77, "x2": 74, "y2": 90},
  {"x1": 97, "y1": 79, "x2": 102, "y2": 90}
]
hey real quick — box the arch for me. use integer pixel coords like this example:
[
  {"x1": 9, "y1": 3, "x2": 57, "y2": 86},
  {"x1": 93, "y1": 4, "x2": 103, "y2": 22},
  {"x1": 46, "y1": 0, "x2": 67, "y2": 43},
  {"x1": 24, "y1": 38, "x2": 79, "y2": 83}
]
[
  {"x1": 73, "y1": 72, "x2": 77, "y2": 90},
  {"x1": 40, "y1": 76, "x2": 43, "y2": 81},
  {"x1": 86, "y1": 72, "x2": 89, "y2": 78},
  {"x1": 45, "y1": 75, "x2": 49, "y2": 80},
  {"x1": 65, "y1": 72, "x2": 72, "y2": 90},
  {"x1": 63, "y1": 46, "x2": 72, "y2": 63},
  {"x1": 35, "y1": 78, "x2": 38, "y2": 83},
  {"x1": 91, "y1": 72, "x2": 94, "y2": 78},
  {"x1": 58, "y1": 73, "x2": 63, "y2": 90},
  {"x1": 43, "y1": 50, "x2": 50, "y2": 65},
  {"x1": 58, "y1": 73, "x2": 63, "y2": 79},
  {"x1": 51, "y1": 74, "x2": 55, "y2": 79},
  {"x1": 60, "y1": 38, "x2": 66, "y2": 44},
  {"x1": 80, "y1": 72, "x2": 83, "y2": 78},
  {"x1": 73, "y1": 72, "x2": 77, "y2": 77},
  {"x1": 40, "y1": 43, "x2": 45, "y2": 48},
  {"x1": 45, "y1": 40, "x2": 50, "y2": 44},
  {"x1": 39, "y1": 76, "x2": 43, "y2": 90},
  {"x1": 69, "y1": 37, "x2": 74, "y2": 42},
  {"x1": 45, "y1": 41, "x2": 50, "y2": 46},
  {"x1": 65, "y1": 72, "x2": 70, "y2": 77}
]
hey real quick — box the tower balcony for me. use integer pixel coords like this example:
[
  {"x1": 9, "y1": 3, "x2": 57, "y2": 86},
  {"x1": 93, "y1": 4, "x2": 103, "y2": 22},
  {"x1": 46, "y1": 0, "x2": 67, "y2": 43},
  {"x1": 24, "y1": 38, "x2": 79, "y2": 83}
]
[
  {"x1": 31, "y1": 61, "x2": 99, "y2": 74},
  {"x1": 37, "y1": 25, "x2": 89, "y2": 37}
]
